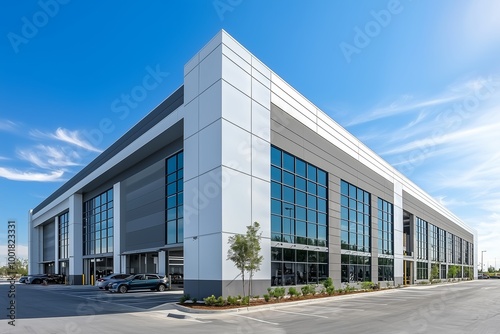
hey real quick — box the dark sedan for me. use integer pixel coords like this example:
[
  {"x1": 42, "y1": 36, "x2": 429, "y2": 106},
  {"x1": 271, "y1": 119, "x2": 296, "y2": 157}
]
[{"x1": 108, "y1": 274, "x2": 169, "y2": 293}]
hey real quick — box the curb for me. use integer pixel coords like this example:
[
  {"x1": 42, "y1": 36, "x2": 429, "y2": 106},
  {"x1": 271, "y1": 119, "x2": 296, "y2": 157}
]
[
  {"x1": 171, "y1": 279, "x2": 480, "y2": 315},
  {"x1": 172, "y1": 287, "x2": 401, "y2": 315}
]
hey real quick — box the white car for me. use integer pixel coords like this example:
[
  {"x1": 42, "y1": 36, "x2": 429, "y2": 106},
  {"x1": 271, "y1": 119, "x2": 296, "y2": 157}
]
[{"x1": 96, "y1": 273, "x2": 131, "y2": 290}]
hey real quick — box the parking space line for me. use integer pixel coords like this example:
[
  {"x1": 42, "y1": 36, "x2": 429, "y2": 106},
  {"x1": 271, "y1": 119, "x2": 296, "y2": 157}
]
[
  {"x1": 232, "y1": 314, "x2": 279, "y2": 325},
  {"x1": 272, "y1": 309, "x2": 329, "y2": 319}
]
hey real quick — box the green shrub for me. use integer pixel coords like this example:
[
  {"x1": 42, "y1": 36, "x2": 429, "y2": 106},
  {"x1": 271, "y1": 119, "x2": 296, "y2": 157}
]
[
  {"x1": 227, "y1": 295, "x2": 238, "y2": 305},
  {"x1": 273, "y1": 287, "x2": 286, "y2": 300},
  {"x1": 288, "y1": 287, "x2": 300, "y2": 297},
  {"x1": 301, "y1": 284, "x2": 315, "y2": 296},
  {"x1": 361, "y1": 281, "x2": 375, "y2": 290},
  {"x1": 263, "y1": 294, "x2": 270, "y2": 302},
  {"x1": 242, "y1": 296, "x2": 250, "y2": 305},
  {"x1": 203, "y1": 295, "x2": 217, "y2": 306},
  {"x1": 322, "y1": 277, "x2": 334, "y2": 289},
  {"x1": 191, "y1": 298, "x2": 197, "y2": 303},
  {"x1": 215, "y1": 296, "x2": 226, "y2": 306},
  {"x1": 179, "y1": 293, "x2": 191, "y2": 303},
  {"x1": 326, "y1": 286, "x2": 335, "y2": 296}
]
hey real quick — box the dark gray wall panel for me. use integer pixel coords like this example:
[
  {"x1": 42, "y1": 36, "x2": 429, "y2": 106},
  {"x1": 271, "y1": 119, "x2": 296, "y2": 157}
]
[
  {"x1": 43, "y1": 222, "x2": 55, "y2": 261},
  {"x1": 122, "y1": 160, "x2": 165, "y2": 252}
]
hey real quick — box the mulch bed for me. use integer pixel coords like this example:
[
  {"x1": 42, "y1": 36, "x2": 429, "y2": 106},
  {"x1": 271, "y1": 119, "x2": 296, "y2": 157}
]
[{"x1": 179, "y1": 290, "x2": 376, "y2": 310}]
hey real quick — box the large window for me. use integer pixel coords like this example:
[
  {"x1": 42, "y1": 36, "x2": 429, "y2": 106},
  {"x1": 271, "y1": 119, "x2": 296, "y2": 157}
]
[
  {"x1": 377, "y1": 198, "x2": 393, "y2": 255},
  {"x1": 58, "y1": 212, "x2": 69, "y2": 259},
  {"x1": 270, "y1": 146, "x2": 328, "y2": 286},
  {"x1": 340, "y1": 181, "x2": 371, "y2": 252},
  {"x1": 417, "y1": 261, "x2": 428, "y2": 280},
  {"x1": 378, "y1": 258, "x2": 394, "y2": 281},
  {"x1": 438, "y1": 228, "x2": 446, "y2": 263},
  {"x1": 446, "y1": 232, "x2": 453, "y2": 263},
  {"x1": 270, "y1": 146, "x2": 328, "y2": 247},
  {"x1": 454, "y1": 236, "x2": 462, "y2": 264},
  {"x1": 341, "y1": 254, "x2": 371, "y2": 283},
  {"x1": 429, "y1": 223, "x2": 438, "y2": 262},
  {"x1": 83, "y1": 189, "x2": 113, "y2": 255},
  {"x1": 166, "y1": 151, "x2": 184, "y2": 244},
  {"x1": 271, "y1": 247, "x2": 328, "y2": 286},
  {"x1": 462, "y1": 239, "x2": 469, "y2": 264},
  {"x1": 416, "y1": 217, "x2": 428, "y2": 260}
]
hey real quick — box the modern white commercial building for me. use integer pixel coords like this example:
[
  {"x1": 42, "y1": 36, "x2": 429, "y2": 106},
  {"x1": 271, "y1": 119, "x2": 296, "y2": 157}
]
[{"x1": 29, "y1": 30, "x2": 477, "y2": 298}]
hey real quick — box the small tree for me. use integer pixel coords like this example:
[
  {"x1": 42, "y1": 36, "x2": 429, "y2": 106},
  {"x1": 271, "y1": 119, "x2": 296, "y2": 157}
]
[
  {"x1": 246, "y1": 222, "x2": 263, "y2": 299},
  {"x1": 227, "y1": 233, "x2": 250, "y2": 300},
  {"x1": 227, "y1": 222, "x2": 263, "y2": 303},
  {"x1": 431, "y1": 263, "x2": 440, "y2": 282}
]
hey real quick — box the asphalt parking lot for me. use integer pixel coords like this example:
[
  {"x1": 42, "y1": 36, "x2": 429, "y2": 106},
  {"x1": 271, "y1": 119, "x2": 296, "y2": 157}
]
[
  {"x1": 1, "y1": 280, "x2": 500, "y2": 334},
  {"x1": 0, "y1": 282, "x2": 182, "y2": 319}
]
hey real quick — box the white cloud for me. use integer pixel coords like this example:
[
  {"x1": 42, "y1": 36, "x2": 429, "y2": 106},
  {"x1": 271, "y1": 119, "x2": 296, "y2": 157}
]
[
  {"x1": 0, "y1": 119, "x2": 18, "y2": 132},
  {"x1": 346, "y1": 94, "x2": 459, "y2": 126},
  {"x1": 31, "y1": 128, "x2": 102, "y2": 153},
  {"x1": 0, "y1": 244, "x2": 28, "y2": 266},
  {"x1": 18, "y1": 145, "x2": 82, "y2": 169},
  {"x1": 0, "y1": 167, "x2": 64, "y2": 182}
]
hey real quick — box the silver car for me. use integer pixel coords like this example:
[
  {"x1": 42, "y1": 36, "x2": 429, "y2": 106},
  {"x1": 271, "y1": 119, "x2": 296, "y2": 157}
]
[{"x1": 96, "y1": 273, "x2": 131, "y2": 290}]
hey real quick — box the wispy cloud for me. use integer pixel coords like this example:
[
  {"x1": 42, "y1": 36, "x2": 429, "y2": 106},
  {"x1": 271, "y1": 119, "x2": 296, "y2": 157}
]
[
  {"x1": 346, "y1": 94, "x2": 460, "y2": 126},
  {"x1": 0, "y1": 167, "x2": 64, "y2": 182},
  {"x1": 17, "y1": 145, "x2": 82, "y2": 169},
  {"x1": 346, "y1": 75, "x2": 500, "y2": 127},
  {"x1": 31, "y1": 128, "x2": 102, "y2": 153},
  {"x1": 0, "y1": 119, "x2": 18, "y2": 132}
]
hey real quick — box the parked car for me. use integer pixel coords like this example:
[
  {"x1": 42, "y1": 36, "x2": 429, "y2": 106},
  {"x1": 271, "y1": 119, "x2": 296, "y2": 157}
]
[
  {"x1": 478, "y1": 273, "x2": 490, "y2": 279},
  {"x1": 108, "y1": 274, "x2": 169, "y2": 293},
  {"x1": 96, "y1": 273, "x2": 132, "y2": 290},
  {"x1": 26, "y1": 274, "x2": 64, "y2": 284},
  {"x1": 18, "y1": 276, "x2": 28, "y2": 284}
]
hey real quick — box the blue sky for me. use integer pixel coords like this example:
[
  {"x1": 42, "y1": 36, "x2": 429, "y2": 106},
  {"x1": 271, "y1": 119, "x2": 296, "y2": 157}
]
[{"x1": 1, "y1": 0, "x2": 499, "y2": 269}]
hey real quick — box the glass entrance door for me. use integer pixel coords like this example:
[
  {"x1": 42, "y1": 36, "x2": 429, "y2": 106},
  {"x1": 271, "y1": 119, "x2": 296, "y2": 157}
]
[{"x1": 404, "y1": 260, "x2": 413, "y2": 285}]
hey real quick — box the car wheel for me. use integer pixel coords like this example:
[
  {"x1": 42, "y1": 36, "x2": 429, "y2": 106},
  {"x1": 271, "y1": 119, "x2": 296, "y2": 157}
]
[
  {"x1": 119, "y1": 285, "x2": 128, "y2": 293},
  {"x1": 104, "y1": 286, "x2": 109, "y2": 291},
  {"x1": 157, "y1": 284, "x2": 166, "y2": 292}
]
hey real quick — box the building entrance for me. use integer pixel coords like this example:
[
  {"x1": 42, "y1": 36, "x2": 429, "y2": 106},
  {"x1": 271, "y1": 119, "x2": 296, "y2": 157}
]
[
  {"x1": 404, "y1": 260, "x2": 413, "y2": 285},
  {"x1": 83, "y1": 257, "x2": 113, "y2": 285}
]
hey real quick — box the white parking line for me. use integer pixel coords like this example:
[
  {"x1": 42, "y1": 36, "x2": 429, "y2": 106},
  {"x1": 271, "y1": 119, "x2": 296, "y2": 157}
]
[
  {"x1": 272, "y1": 309, "x2": 329, "y2": 319},
  {"x1": 232, "y1": 314, "x2": 279, "y2": 325}
]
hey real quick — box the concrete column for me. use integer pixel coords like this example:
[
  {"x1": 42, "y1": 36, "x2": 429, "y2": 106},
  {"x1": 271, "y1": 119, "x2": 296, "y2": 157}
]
[
  {"x1": 28, "y1": 210, "x2": 39, "y2": 275},
  {"x1": 183, "y1": 30, "x2": 271, "y2": 298},
  {"x1": 113, "y1": 182, "x2": 121, "y2": 273},
  {"x1": 54, "y1": 215, "x2": 59, "y2": 274},
  {"x1": 68, "y1": 194, "x2": 83, "y2": 284},
  {"x1": 158, "y1": 250, "x2": 166, "y2": 276},
  {"x1": 393, "y1": 180, "x2": 404, "y2": 285}
]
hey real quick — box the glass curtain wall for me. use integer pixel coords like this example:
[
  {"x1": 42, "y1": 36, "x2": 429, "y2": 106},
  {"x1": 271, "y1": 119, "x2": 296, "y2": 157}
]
[
  {"x1": 270, "y1": 146, "x2": 328, "y2": 286},
  {"x1": 166, "y1": 151, "x2": 184, "y2": 245},
  {"x1": 340, "y1": 181, "x2": 371, "y2": 283},
  {"x1": 377, "y1": 198, "x2": 394, "y2": 281},
  {"x1": 83, "y1": 189, "x2": 114, "y2": 255}
]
